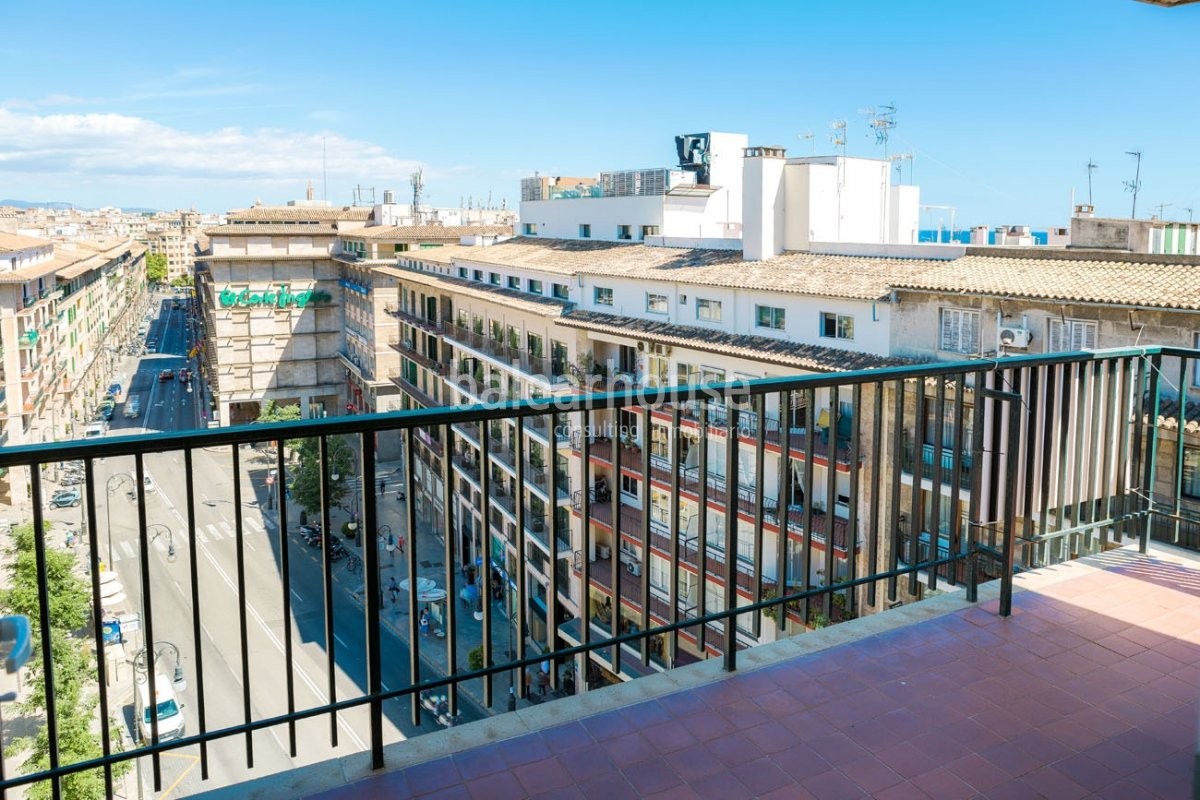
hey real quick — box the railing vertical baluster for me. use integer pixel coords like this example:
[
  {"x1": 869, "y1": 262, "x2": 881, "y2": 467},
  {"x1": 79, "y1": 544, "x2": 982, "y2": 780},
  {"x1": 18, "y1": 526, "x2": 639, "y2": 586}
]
[
  {"x1": 1141, "y1": 353, "x2": 1162, "y2": 553},
  {"x1": 927, "y1": 380, "x2": 944, "y2": 592},
  {"x1": 318, "y1": 436, "x2": 338, "y2": 746},
  {"x1": 948, "y1": 373, "x2": 968, "y2": 585},
  {"x1": 909, "y1": 384, "x2": 927, "y2": 597},
  {"x1": 360, "y1": 434, "x2": 383, "y2": 770},
  {"x1": 82, "y1": 458, "x2": 114, "y2": 796},
  {"x1": 846, "y1": 384, "x2": 861, "y2": 617},
  {"x1": 1097, "y1": 360, "x2": 1117, "y2": 550},
  {"x1": 274, "y1": 440, "x2": 296, "y2": 757},
  {"x1": 1083, "y1": 362, "x2": 1105, "y2": 545},
  {"x1": 824, "y1": 386, "x2": 840, "y2": 615},
  {"x1": 722, "y1": 402, "x2": 739, "y2": 672},
  {"x1": 887, "y1": 379, "x2": 905, "y2": 603},
  {"x1": 750, "y1": 394, "x2": 766, "y2": 639},
  {"x1": 966, "y1": 370, "x2": 987, "y2": 598},
  {"x1": 1068, "y1": 363, "x2": 1089, "y2": 556},
  {"x1": 183, "y1": 450, "x2": 209, "y2": 778},
  {"x1": 132, "y1": 454, "x2": 164, "y2": 790},
  {"x1": 639, "y1": 406, "x2": 652, "y2": 664},
  {"x1": 1114, "y1": 358, "x2": 1135, "y2": 542},
  {"x1": 668, "y1": 404, "x2": 681, "y2": 660},
  {"x1": 800, "y1": 391, "x2": 816, "y2": 623},
  {"x1": 1171, "y1": 358, "x2": 1189, "y2": 544},
  {"x1": 404, "y1": 429, "x2": 423, "y2": 722},
  {"x1": 229, "y1": 446, "x2": 252, "y2": 769},
  {"x1": 696, "y1": 402, "x2": 709, "y2": 652},
  {"x1": 1018, "y1": 367, "x2": 1040, "y2": 569},
  {"x1": 439, "y1": 424, "x2": 459, "y2": 714},
  {"x1": 476, "y1": 423, "x2": 492, "y2": 708},
  {"x1": 29, "y1": 468, "x2": 61, "y2": 800},
  {"x1": 514, "y1": 419, "x2": 527, "y2": 699},
  {"x1": 1051, "y1": 365, "x2": 1075, "y2": 557},
  {"x1": 867, "y1": 383, "x2": 883, "y2": 608},
  {"x1": 999, "y1": 389, "x2": 1022, "y2": 617},
  {"x1": 608, "y1": 407, "x2": 622, "y2": 676},
  {"x1": 1037, "y1": 365, "x2": 1058, "y2": 542}
]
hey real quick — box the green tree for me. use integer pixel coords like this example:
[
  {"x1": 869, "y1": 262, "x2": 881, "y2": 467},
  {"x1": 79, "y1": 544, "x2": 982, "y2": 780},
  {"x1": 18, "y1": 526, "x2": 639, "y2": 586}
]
[
  {"x1": 257, "y1": 401, "x2": 301, "y2": 424},
  {"x1": 291, "y1": 435, "x2": 354, "y2": 516},
  {"x1": 0, "y1": 523, "x2": 130, "y2": 799},
  {"x1": 170, "y1": 275, "x2": 192, "y2": 288},
  {"x1": 145, "y1": 252, "x2": 168, "y2": 284}
]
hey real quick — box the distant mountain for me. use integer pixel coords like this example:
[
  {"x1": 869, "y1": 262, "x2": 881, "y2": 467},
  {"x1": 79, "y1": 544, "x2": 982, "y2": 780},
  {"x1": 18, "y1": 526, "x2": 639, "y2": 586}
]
[{"x1": 0, "y1": 199, "x2": 76, "y2": 210}]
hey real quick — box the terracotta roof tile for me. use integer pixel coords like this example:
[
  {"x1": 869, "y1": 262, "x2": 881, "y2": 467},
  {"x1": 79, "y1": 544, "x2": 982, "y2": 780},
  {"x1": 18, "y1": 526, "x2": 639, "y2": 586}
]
[
  {"x1": 344, "y1": 224, "x2": 512, "y2": 240},
  {"x1": 375, "y1": 265, "x2": 567, "y2": 316},
  {"x1": 205, "y1": 224, "x2": 339, "y2": 236},
  {"x1": 225, "y1": 206, "x2": 373, "y2": 222},
  {"x1": 560, "y1": 310, "x2": 913, "y2": 373}
]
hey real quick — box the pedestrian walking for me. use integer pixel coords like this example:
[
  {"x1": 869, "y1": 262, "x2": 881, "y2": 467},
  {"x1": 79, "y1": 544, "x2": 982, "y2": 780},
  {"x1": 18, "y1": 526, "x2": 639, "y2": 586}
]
[
  {"x1": 419, "y1": 609, "x2": 430, "y2": 637},
  {"x1": 537, "y1": 669, "x2": 550, "y2": 696},
  {"x1": 387, "y1": 576, "x2": 400, "y2": 606},
  {"x1": 379, "y1": 479, "x2": 386, "y2": 496},
  {"x1": 397, "y1": 535, "x2": 406, "y2": 557}
]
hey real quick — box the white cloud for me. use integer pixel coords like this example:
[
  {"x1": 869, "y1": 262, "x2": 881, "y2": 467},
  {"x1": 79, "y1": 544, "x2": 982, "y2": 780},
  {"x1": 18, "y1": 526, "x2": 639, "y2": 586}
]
[{"x1": 0, "y1": 108, "x2": 429, "y2": 185}]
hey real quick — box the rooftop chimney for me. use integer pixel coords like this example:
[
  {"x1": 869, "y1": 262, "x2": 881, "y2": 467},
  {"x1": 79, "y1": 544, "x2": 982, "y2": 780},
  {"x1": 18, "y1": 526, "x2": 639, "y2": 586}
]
[{"x1": 742, "y1": 147, "x2": 787, "y2": 261}]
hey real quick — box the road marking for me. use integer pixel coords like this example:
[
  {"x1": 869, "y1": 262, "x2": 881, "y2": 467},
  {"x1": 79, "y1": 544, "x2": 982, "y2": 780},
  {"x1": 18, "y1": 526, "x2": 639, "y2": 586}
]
[
  {"x1": 205, "y1": 523, "x2": 221, "y2": 541},
  {"x1": 290, "y1": 588, "x2": 304, "y2": 604},
  {"x1": 154, "y1": 537, "x2": 167, "y2": 553},
  {"x1": 155, "y1": 752, "x2": 201, "y2": 800},
  {"x1": 246, "y1": 517, "x2": 264, "y2": 534},
  {"x1": 333, "y1": 633, "x2": 348, "y2": 650},
  {"x1": 197, "y1": 526, "x2": 210, "y2": 544},
  {"x1": 120, "y1": 540, "x2": 137, "y2": 559},
  {"x1": 220, "y1": 520, "x2": 233, "y2": 538}
]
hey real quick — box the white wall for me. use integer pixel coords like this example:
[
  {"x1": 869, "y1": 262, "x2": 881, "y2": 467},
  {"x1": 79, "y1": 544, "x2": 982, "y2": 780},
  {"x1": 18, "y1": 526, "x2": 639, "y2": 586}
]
[
  {"x1": 743, "y1": 152, "x2": 786, "y2": 261},
  {"x1": 519, "y1": 196, "x2": 665, "y2": 241},
  {"x1": 889, "y1": 185, "x2": 920, "y2": 245}
]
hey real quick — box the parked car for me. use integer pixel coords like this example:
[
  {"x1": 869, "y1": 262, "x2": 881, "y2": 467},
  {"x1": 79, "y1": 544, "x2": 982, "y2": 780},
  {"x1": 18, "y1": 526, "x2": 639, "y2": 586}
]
[
  {"x1": 50, "y1": 490, "x2": 81, "y2": 509},
  {"x1": 143, "y1": 475, "x2": 156, "y2": 493},
  {"x1": 159, "y1": 369, "x2": 174, "y2": 382},
  {"x1": 107, "y1": 383, "x2": 122, "y2": 397},
  {"x1": 124, "y1": 398, "x2": 141, "y2": 418},
  {"x1": 100, "y1": 406, "x2": 115, "y2": 421},
  {"x1": 178, "y1": 368, "x2": 190, "y2": 384}
]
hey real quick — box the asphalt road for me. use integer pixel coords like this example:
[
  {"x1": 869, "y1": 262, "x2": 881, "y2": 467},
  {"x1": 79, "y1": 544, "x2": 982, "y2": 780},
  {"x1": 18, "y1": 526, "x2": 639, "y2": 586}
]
[{"x1": 43, "y1": 293, "x2": 482, "y2": 797}]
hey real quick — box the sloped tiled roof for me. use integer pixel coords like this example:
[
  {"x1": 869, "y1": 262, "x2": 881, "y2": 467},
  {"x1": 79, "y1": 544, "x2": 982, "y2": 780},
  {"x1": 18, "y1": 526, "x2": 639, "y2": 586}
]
[
  {"x1": 344, "y1": 224, "x2": 512, "y2": 240},
  {"x1": 225, "y1": 206, "x2": 373, "y2": 222},
  {"x1": 205, "y1": 224, "x2": 339, "y2": 236},
  {"x1": 560, "y1": 310, "x2": 913, "y2": 373},
  {"x1": 398, "y1": 238, "x2": 931, "y2": 300},
  {"x1": 893, "y1": 254, "x2": 1200, "y2": 311},
  {"x1": 0, "y1": 231, "x2": 52, "y2": 252},
  {"x1": 375, "y1": 265, "x2": 567, "y2": 317}
]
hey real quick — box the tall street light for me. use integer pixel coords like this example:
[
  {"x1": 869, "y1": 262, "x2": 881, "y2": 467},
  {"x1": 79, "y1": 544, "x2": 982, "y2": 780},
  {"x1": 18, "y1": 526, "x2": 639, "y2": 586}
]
[
  {"x1": 105, "y1": 473, "x2": 135, "y2": 568},
  {"x1": 379, "y1": 524, "x2": 394, "y2": 563},
  {"x1": 146, "y1": 523, "x2": 176, "y2": 562}
]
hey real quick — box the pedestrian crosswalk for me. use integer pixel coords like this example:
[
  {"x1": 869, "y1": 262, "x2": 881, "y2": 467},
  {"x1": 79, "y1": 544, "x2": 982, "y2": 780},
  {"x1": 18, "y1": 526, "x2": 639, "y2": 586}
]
[{"x1": 108, "y1": 513, "x2": 278, "y2": 562}]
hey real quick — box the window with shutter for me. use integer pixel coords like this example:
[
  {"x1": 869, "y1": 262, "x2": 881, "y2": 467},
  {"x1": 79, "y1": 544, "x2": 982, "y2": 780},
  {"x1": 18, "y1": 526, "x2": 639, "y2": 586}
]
[
  {"x1": 1047, "y1": 319, "x2": 1097, "y2": 353},
  {"x1": 939, "y1": 308, "x2": 980, "y2": 353}
]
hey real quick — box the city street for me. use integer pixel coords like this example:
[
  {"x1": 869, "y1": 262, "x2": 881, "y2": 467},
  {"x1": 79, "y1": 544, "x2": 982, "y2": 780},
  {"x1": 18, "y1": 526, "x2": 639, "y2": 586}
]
[{"x1": 40, "y1": 293, "x2": 500, "y2": 797}]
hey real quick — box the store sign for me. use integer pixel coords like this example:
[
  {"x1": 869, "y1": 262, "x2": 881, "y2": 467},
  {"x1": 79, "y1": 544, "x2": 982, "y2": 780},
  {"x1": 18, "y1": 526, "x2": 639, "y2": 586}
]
[{"x1": 218, "y1": 284, "x2": 333, "y2": 309}]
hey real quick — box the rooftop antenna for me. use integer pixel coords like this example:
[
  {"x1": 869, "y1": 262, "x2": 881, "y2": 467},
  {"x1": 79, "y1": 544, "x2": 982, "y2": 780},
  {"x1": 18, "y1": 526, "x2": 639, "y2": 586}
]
[
  {"x1": 861, "y1": 104, "x2": 897, "y2": 159},
  {"x1": 829, "y1": 119, "x2": 847, "y2": 156},
  {"x1": 410, "y1": 169, "x2": 424, "y2": 223},
  {"x1": 1123, "y1": 150, "x2": 1142, "y2": 218},
  {"x1": 1150, "y1": 202, "x2": 1171, "y2": 220},
  {"x1": 890, "y1": 151, "x2": 913, "y2": 184},
  {"x1": 1185, "y1": 207, "x2": 1194, "y2": 223},
  {"x1": 1085, "y1": 158, "x2": 1098, "y2": 206},
  {"x1": 322, "y1": 137, "x2": 328, "y2": 201},
  {"x1": 798, "y1": 130, "x2": 815, "y2": 155}
]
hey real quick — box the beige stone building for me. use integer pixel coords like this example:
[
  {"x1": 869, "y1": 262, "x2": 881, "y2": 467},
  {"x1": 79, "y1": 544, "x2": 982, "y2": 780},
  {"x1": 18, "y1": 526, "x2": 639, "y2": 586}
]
[{"x1": 0, "y1": 232, "x2": 147, "y2": 503}]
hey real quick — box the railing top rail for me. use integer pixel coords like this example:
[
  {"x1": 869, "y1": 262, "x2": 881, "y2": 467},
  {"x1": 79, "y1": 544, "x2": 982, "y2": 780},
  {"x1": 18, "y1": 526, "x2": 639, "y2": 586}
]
[{"x1": 1, "y1": 346, "x2": 1191, "y2": 467}]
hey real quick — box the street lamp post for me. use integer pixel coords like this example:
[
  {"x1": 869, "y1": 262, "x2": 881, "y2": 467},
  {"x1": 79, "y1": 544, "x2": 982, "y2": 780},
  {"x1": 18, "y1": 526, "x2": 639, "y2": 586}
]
[
  {"x1": 496, "y1": 566, "x2": 516, "y2": 710},
  {"x1": 146, "y1": 523, "x2": 175, "y2": 562},
  {"x1": 379, "y1": 524, "x2": 394, "y2": 562},
  {"x1": 104, "y1": 473, "x2": 135, "y2": 568}
]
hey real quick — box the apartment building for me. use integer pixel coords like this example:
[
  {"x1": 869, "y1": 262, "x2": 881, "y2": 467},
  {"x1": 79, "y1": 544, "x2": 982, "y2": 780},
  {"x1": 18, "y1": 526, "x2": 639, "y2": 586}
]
[
  {"x1": 0, "y1": 232, "x2": 147, "y2": 503},
  {"x1": 146, "y1": 210, "x2": 202, "y2": 282}
]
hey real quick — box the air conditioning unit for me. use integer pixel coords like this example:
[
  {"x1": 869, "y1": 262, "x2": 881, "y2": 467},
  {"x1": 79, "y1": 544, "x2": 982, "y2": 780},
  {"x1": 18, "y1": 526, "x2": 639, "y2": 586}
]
[
  {"x1": 637, "y1": 341, "x2": 646, "y2": 351},
  {"x1": 650, "y1": 343, "x2": 672, "y2": 356},
  {"x1": 597, "y1": 544, "x2": 611, "y2": 560},
  {"x1": 627, "y1": 562, "x2": 642, "y2": 577},
  {"x1": 998, "y1": 326, "x2": 1031, "y2": 349}
]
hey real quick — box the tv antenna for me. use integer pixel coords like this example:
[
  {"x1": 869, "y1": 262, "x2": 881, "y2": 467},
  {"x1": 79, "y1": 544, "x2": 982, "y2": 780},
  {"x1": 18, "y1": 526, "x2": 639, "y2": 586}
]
[
  {"x1": 890, "y1": 151, "x2": 913, "y2": 184},
  {"x1": 322, "y1": 137, "x2": 328, "y2": 201},
  {"x1": 798, "y1": 130, "x2": 815, "y2": 155},
  {"x1": 1185, "y1": 207, "x2": 1194, "y2": 223},
  {"x1": 411, "y1": 169, "x2": 424, "y2": 223},
  {"x1": 1150, "y1": 202, "x2": 1171, "y2": 221},
  {"x1": 860, "y1": 104, "x2": 897, "y2": 158},
  {"x1": 829, "y1": 119, "x2": 847, "y2": 156},
  {"x1": 352, "y1": 185, "x2": 376, "y2": 206},
  {"x1": 1123, "y1": 151, "x2": 1142, "y2": 218},
  {"x1": 1085, "y1": 159, "x2": 1098, "y2": 206}
]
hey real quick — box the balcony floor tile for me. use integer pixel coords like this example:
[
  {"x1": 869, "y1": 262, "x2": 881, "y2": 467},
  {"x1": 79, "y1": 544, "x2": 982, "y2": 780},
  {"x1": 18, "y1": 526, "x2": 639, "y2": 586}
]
[{"x1": 274, "y1": 545, "x2": 1198, "y2": 800}]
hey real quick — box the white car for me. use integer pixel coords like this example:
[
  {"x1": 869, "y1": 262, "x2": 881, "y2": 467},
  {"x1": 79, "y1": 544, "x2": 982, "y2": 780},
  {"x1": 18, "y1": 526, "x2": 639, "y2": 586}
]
[{"x1": 143, "y1": 475, "x2": 156, "y2": 493}]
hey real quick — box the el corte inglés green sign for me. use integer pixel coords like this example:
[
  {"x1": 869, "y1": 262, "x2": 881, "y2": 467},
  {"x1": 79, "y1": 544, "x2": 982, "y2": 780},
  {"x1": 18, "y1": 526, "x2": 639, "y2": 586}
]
[{"x1": 218, "y1": 285, "x2": 333, "y2": 309}]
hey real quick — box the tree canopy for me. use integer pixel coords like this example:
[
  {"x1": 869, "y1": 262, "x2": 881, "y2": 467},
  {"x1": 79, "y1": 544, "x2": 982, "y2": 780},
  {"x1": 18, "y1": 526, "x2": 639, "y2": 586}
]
[
  {"x1": 145, "y1": 252, "x2": 167, "y2": 284},
  {"x1": 291, "y1": 435, "x2": 355, "y2": 516}
]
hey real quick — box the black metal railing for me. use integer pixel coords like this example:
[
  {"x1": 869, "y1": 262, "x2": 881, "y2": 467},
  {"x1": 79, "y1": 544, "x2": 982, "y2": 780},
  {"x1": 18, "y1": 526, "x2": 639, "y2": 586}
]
[{"x1": 0, "y1": 345, "x2": 1193, "y2": 798}]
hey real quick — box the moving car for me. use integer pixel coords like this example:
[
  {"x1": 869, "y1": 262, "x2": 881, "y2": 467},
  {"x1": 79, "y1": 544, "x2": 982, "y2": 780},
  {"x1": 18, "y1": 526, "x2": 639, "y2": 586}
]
[
  {"x1": 124, "y1": 398, "x2": 141, "y2": 418},
  {"x1": 159, "y1": 369, "x2": 174, "y2": 382},
  {"x1": 178, "y1": 368, "x2": 191, "y2": 384},
  {"x1": 50, "y1": 490, "x2": 81, "y2": 509}
]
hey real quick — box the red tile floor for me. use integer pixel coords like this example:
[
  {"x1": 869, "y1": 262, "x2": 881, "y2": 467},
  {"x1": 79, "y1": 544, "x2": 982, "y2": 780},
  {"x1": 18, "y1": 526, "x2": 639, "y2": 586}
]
[{"x1": 301, "y1": 547, "x2": 1199, "y2": 799}]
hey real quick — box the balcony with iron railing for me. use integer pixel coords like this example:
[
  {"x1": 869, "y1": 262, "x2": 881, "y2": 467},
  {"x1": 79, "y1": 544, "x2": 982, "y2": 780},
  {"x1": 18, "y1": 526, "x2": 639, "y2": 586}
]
[
  {"x1": 0, "y1": 345, "x2": 1196, "y2": 799},
  {"x1": 388, "y1": 339, "x2": 447, "y2": 374},
  {"x1": 386, "y1": 305, "x2": 443, "y2": 335},
  {"x1": 900, "y1": 437, "x2": 974, "y2": 490},
  {"x1": 443, "y1": 322, "x2": 550, "y2": 381}
]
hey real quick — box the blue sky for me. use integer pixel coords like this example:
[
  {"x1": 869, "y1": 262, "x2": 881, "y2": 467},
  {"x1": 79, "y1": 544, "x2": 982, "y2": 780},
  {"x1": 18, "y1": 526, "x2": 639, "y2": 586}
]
[{"x1": 1, "y1": 0, "x2": 1196, "y2": 227}]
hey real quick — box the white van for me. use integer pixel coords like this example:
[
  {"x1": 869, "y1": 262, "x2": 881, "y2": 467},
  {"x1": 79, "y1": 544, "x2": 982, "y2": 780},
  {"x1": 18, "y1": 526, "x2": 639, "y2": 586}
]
[
  {"x1": 134, "y1": 673, "x2": 186, "y2": 743},
  {"x1": 83, "y1": 422, "x2": 106, "y2": 439}
]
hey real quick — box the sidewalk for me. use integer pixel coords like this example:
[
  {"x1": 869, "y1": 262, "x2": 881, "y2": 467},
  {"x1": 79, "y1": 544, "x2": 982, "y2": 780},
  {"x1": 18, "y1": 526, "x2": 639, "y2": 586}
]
[{"x1": 272, "y1": 457, "x2": 561, "y2": 723}]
